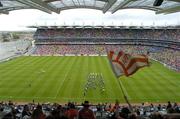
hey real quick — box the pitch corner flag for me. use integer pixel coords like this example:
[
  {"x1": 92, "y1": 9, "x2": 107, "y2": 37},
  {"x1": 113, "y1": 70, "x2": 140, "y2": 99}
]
[{"x1": 108, "y1": 50, "x2": 149, "y2": 77}]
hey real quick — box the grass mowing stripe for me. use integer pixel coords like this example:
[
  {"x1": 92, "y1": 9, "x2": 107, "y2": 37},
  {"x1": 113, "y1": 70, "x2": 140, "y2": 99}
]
[
  {"x1": 29, "y1": 57, "x2": 53, "y2": 97},
  {"x1": 27, "y1": 57, "x2": 58, "y2": 99},
  {"x1": 85, "y1": 57, "x2": 96, "y2": 101},
  {"x1": 118, "y1": 78, "x2": 131, "y2": 100},
  {"x1": 83, "y1": 57, "x2": 89, "y2": 101},
  {"x1": 34, "y1": 57, "x2": 60, "y2": 97},
  {"x1": 1, "y1": 58, "x2": 37, "y2": 97},
  {"x1": 136, "y1": 70, "x2": 160, "y2": 102},
  {"x1": 98, "y1": 57, "x2": 121, "y2": 102},
  {"x1": 45, "y1": 57, "x2": 70, "y2": 98},
  {"x1": 0, "y1": 56, "x2": 179, "y2": 103},
  {"x1": 59, "y1": 57, "x2": 78, "y2": 100},
  {"x1": 123, "y1": 64, "x2": 167, "y2": 102},
  {"x1": 69, "y1": 57, "x2": 85, "y2": 101},
  {"x1": 101, "y1": 57, "x2": 124, "y2": 102},
  {"x1": 120, "y1": 77, "x2": 135, "y2": 101},
  {"x1": 139, "y1": 70, "x2": 160, "y2": 101},
  {"x1": 64, "y1": 56, "x2": 80, "y2": 98},
  {"x1": 26, "y1": 56, "x2": 69, "y2": 101},
  {"x1": 154, "y1": 69, "x2": 180, "y2": 99},
  {"x1": 56, "y1": 57, "x2": 78, "y2": 100},
  {"x1": 96, "y1": 57, "x2": 106, "y2": 100}
]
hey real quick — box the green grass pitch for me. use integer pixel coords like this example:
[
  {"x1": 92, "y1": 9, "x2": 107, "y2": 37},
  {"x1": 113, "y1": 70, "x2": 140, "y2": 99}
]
[{"x1": 0, "y1": 56, "x2": 179, "y2": 103}]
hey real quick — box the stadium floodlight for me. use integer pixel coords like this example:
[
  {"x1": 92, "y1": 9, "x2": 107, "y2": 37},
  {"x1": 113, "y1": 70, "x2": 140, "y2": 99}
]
[
  {"x1": 153, "y1": 0, "x2": 164, "y2": 6},
  {"x1": 0, "y1": 2, "x2": 3, "y2": 7}
]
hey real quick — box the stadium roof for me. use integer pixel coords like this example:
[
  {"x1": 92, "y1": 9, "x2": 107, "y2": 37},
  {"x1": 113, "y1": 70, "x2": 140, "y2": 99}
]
[{"x1": 0, "y1": 0, "x2": 179, "y2": 15}]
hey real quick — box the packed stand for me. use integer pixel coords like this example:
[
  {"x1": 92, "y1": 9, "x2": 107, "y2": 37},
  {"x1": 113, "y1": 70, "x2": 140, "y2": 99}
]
[
  {"x1": 34, "y1": 45, "x2": 106, "y2": 55},
  {"x1": 34, "y1": 28, "x2": 180, "y2": 50},
  {"x1": 34, "y1": 28, "x2": 180, "y2": 41},
  {"x1": 0, "y1": 101, "x2": 179, "y2": 119},
  {"x1": 33, "y1": 45, "x2": 179, "y2": 71}
]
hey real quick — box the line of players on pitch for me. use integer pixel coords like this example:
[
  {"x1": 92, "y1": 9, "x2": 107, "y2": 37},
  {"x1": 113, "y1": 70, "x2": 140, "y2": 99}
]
[{"x1": 83, "y1": 73, "x2": 105, "y2": 96}]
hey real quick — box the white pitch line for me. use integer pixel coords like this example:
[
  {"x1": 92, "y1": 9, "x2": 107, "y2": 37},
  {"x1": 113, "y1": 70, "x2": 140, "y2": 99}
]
[{"x1": 54, "y1": 57, "x2": 77, "y2": 99}]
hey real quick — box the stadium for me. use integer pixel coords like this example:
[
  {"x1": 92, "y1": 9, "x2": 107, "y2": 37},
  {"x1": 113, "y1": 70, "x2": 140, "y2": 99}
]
[{"x1": 0, "y1": 0, "x2": 180, "y2": 119}]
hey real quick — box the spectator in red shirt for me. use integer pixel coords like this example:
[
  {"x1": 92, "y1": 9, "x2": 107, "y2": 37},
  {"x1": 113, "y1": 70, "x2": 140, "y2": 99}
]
[
  {"x1": 65, "y1": 103, "x2": 78, "y2": 119},
  {"x1": 78, "y1": 101, "x2": 95, "y2": 119}
]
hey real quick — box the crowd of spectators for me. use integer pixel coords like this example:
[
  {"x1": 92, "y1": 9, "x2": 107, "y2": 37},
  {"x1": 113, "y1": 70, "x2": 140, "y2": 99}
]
[
  {"x1": 33, "y1": 45, "x2": 179, "y2": 71},
  {"x1": 34, "y1": 45, "x2": 105, "y2": 55},
  {"x1": 0, "y1": 101, "x2": 179, "y2": 119},
  {"x1": 33, "y1": 27, "x2": 180, "y2": 71},
  {"x1": 34, "y1": 28, "x2": 180, "y2": 41},
  {"x1": 150, "y1": 49, "x2": 180, "y2": 71}
]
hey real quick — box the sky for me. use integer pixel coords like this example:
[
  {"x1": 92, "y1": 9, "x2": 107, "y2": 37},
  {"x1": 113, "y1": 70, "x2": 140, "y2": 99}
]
[{"x1": 0, "y1": 8, "x2": 180, "y2": 31}]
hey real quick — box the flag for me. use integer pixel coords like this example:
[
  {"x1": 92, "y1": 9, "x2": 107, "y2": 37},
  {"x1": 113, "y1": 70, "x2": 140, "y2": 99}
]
[{"x1": 108, "y1": 50, "x2": 149, "y2": 77}]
